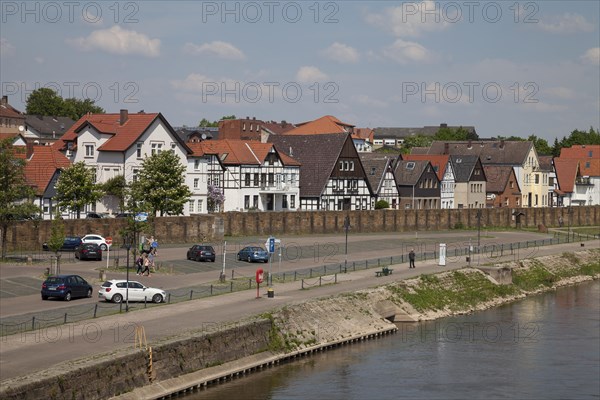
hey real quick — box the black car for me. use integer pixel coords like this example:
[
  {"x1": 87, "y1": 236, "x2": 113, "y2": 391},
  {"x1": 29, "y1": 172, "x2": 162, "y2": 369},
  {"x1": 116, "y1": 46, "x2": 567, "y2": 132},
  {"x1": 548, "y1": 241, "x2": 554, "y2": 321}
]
[
  {"x1": 114, "y1": 212, "x2": 134, "y2": 218},
  {"x1": 187, "y1": 245, "x2": 216, "y2": 262},
  {"x1": 75, "y1": 243, "x2": 102, "y2": 261},
  {"x1": 41, "y1": 274, "x2": 93, "y2": 301},
  {"x1": 42, "y1": 236, "x2": 83, "y2": 251}
]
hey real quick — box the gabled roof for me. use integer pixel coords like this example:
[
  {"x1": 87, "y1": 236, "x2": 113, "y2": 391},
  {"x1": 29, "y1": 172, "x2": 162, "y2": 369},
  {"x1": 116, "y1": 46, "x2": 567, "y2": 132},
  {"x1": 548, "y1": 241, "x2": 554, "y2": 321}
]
[
  {"x1": 24, "y1": 115, "x2": 75, "y2": 137},
  {"x1": 359, "y1": 153, "x2": 398, "y2": 192},
  {"x1": 553, "y1": 158, "x2": 579, "y2": 194},
  {"x1": 0, "y1": 103, "x2": 24, "y2": 119},
  {"x1": 402, "y1": 154, "x2": 450, "y2": 181},
  {"x1": 54, "y1": 112, "x2": 190, "y2": 153},
  {"x1": 24, "y1": 146, "x2": 71, "y2": 196},
  {"x1": 559, "y1": 145, "x2": 600, "y2": 160},
  {"x1": 449, "y1": 155, "x2": 482, "y2": 182},
  {"x1": 353, "y1": 128, "x2": 374, "y2": 142},
  {"x1": 394, "y1": 159, "x2": 429, "y2": 186},
  {"x1": 580, "y1": 158, "x2": 600, "y2": 177},
  {"x1": 283, "y1": 115, "x2": 354, "y2": 135},
  {"x1": 483, "y1": 165, "x2": 519, "y2": 194},
  {"x1": 187, "y1": 139, "x2": 300, "y2": 167},
  {"x1": 426, "y1": 140, "x2": 533, "y2": 165},
  {"x1": 538, "y1": 155, "x2": 553, "y2": 172},
  {"x1": 269, "y1": 133, "x2": 349, "y2": 197}
]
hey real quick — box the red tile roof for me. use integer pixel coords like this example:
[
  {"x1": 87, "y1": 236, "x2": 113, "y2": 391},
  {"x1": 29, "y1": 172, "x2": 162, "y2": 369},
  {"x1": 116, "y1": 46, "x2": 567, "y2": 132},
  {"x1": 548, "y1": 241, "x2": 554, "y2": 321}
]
[
  {"x1": 54, "y1": 112, "x2": 189, "y2": 153},
  {"x1": 402, "y1": 154, "x2": 450, "y2": 181},
  {"x1": 553, "y1": 158, "x2": 579, "y2": 193},
  {"x1": 188, "y1": 140, "x2": 300, "y2": 166},
  {"x1": 283, "y1": 115, "x2": 354, "y2": 135},
  {"x1": 352, "y1": 128, "x2": 374, "y2": 142},
  {"x1": 580, "y1": 158, "x2": 600, "y2": 177},
  {"x1": 559, "y1": 145, "x2": 600, "y2": 160},
  {"x1": 24, "y1": 146, "x2": 72, "y2": 195}
]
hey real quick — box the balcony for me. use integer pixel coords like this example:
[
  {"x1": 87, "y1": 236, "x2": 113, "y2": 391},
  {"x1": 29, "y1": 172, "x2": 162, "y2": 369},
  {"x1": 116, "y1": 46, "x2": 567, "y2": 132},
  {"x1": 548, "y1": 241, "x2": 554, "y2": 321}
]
[
  {"x1": 260, "y1": 183, "x2": 290, "y2": 193},
  {"x1": 575, "y1": 177, "x2": 592, "y2": 185}
]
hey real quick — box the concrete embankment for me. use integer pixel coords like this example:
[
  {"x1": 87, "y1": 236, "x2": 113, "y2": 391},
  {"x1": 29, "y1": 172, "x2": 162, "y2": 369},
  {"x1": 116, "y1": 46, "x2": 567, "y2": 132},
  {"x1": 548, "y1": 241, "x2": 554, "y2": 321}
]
[{"x1": 1, "y1": 249, "x2": 598, "y2": 400}]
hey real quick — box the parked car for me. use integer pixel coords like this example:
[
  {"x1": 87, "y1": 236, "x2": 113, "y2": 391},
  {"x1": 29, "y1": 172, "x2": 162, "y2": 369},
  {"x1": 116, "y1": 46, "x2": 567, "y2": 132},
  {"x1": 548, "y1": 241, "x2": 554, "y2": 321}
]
[
  {"x1": 237, "y1": 246, "x2": 270, "y2": 263},
  {"x1": 98, "y1": 280, "x2": 166, "y2": 304},
  {"x1": 75, "y1": 243, "x2": 102, "y2": 261},
  {"x1": 187, "y1": 245, "x2": 216, "y2": 262},
  {"x1": 81, "y1": 234, "x2": 109, "y2": 250},
  {"x1": 41, "y1": 274, "x2": 93, "y2": 301},
  {"x1": 42, "y1": 236, "x2": 82, "y2": 251},
  {"x1": 86, "y1": 212, "x2": 111, "y2": 219},
  {"x1": 114, "y1": 212, "x2": 133, "y2": 218}
]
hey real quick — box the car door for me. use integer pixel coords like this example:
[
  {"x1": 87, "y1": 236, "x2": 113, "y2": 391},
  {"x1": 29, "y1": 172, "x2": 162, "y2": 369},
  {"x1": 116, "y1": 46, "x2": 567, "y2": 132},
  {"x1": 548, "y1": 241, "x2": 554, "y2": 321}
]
[
  {"x1": 128, "y1": 281, "x2": 145, "y2": 301},
  {"x1": 74, "y1": 276, "x2": 89, "y2": 296}
]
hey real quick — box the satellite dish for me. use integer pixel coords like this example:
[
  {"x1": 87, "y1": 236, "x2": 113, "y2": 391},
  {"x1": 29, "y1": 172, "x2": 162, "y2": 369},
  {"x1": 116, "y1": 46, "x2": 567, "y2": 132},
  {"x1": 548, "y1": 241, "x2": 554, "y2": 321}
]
[
  {"x1": 201, "y1": 133, "x2": 207, "y2": 140},
  {"x1": 18, "y1": 125, "x2": 24, "y2": 132}
]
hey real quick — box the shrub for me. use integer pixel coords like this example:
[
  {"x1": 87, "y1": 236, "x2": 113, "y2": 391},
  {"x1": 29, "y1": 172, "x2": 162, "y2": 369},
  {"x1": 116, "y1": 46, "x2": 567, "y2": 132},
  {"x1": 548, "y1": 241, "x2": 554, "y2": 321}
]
[{"x1": 375, "y1": 200, "x2": 389, "y2": 209}]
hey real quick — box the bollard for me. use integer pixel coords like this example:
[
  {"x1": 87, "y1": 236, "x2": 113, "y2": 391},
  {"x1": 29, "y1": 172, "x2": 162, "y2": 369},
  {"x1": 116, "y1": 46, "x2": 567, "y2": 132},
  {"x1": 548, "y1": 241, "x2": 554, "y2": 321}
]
[
  {"x1": 230, "y1": 282, "x2": 234, "y2": 292},
  {"x1": 64, "y1": 313, "x2": 67, "y2": 324},
  {"x1": 31, "y1": 316, "x2": 35, "y2": 331},
  {"x1": 94, "y1": 304, "x2": 98, "y2": 318},
  {"x1": 190, "y1": 290, "x2": 194, "y2": 300},
  {"x1": 267, "y1": 288, "x2": 274, "y2": 298}
]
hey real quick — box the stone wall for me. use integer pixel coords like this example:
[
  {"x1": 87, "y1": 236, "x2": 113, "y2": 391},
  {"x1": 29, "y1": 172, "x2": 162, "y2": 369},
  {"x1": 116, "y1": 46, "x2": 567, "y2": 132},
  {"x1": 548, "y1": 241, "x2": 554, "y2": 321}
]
[
  {"x1": 4, "y1": 206, "x2": 598, "y2": 251},
  {"x1": 0, "y1": 320, "x2": 272, "y2": 400}
]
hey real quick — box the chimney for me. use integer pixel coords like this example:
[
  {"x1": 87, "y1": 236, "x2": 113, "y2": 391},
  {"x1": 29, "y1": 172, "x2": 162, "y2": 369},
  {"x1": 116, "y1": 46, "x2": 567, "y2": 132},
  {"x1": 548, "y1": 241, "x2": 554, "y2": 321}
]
[
  {"x1": 467, "y1": 140, "x2": 472, "y2": 149},
  {"x1": 444, "y1": 142, "x2": 449, "y2": 155},
  {"x1": 289, "y1": 146, "x2": 293, "y2": 156},
  {"x1": 282, "y1": 120, "x2": 287, "y2": 127},
  {"x1": 120, "y1": 109, "x2": 128, "y2": 125},
  {"x1": 1, "y1": 95, "x2": 7, "y2": 105},
  {"x1": 440, "y1": 123, "x2": 448, "y2": 128},
  {"x1": 26, "y1": 142, "x2": 34, "y2": 159}
]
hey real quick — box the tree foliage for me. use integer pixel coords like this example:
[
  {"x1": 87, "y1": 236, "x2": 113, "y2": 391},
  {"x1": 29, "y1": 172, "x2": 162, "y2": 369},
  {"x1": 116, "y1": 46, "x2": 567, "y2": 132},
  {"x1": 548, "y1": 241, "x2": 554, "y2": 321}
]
[
  {"x1": 198, "y1": 115, "x2": 236, "y2": 127},
  {"x1": 207, "y1": 184, "x2": 225, "y2": 213},
  {"x1": 54, "y1": 162, "x2": 104, "y2": 218},
  {"x1": 129, "y1": 151, "x2": 191, "y2": 217},
  {"x1": 401, "y1": 135, "x2": 434, "y2": 154},
  {"x1": 25, "y1": 88, "x2": 104, "y2": 120},
  {"x1": 0, "y1": 139, "x2": 41, "y2": 257},
  {"x1": 47, "y1": 214, "x2": 66, "y2": 254},
  {"x1": 102, "y1": 175, "x2": 127, "y2": 212},
  {"x1": 435, "y1": 127, "x2": 478, "y2": 141}
]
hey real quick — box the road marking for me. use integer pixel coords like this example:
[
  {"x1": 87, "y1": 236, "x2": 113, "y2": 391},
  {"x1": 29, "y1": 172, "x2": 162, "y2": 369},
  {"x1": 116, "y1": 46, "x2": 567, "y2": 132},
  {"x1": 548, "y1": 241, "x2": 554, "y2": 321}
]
[
  {"x1": 0, "y1": 288, "x2": 21, "y2": 296},
  {"x1": 2, "y1": 279, "x2": 41, "y2": 291}
]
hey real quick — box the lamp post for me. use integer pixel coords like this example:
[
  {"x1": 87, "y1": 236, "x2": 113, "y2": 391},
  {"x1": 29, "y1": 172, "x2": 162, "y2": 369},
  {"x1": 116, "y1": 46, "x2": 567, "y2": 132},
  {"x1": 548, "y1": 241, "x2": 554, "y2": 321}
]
[
  {"x1": 476, "y1": 209, "x2": 482, "y2": 266},
  {"x1": 343, "y1": 215, "x2": 350, "y2": 273},
  {"x1": 123, "y1": 233, "x2": 132, "y2": 312}
]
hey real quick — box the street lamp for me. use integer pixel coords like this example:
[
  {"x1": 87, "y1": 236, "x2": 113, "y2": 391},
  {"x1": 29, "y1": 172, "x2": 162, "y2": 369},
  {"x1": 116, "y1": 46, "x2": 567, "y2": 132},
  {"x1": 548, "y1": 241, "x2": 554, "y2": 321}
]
[
  {"x1": 343, "y1": 215, "x2": 350, "y2": 273},
  {"x1": 123, "y1": 233, "x2": 132, "y2": 312},
  {"x1": 476, "y1": 209, "x2": 482, "y2": 266}
]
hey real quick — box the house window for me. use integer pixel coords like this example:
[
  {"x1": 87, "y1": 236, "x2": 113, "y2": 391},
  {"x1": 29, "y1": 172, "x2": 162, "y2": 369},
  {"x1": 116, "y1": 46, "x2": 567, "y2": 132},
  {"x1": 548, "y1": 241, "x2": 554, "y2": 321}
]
[
  {"x1": 535, "y1": 174, "x2": 539, "y2": 184},
  {"x1": 350, "y1": 161, "x2": 354, "y2": 171},
  {"x1": 291, "y1": 195, "x2": 296, "y2": 208},
  {"x1": 133, "y1": 169, "x2": 139, "y2": 182},
  {"x1": 268, "y1": 173, "x2": 274, "y2": 185},
  {"x1": 244, "y1": 195, "x2": 250, "y2": 209},
  {"x1": 90, "y1": 168, "x2": 97, "y2": 183},
  {"x1": 510, "y1": 181, "x2": 514, "y2": 189},
  {"x1": 151, "y1": 142, "x2": 163, "y2": 155},
  {"x1": 136, "y1": 143, "x2": 142, "y2": 158},
  {"x1": 282, "y1": 195, "x2": 288, "y2": 209},
  {"x1": 85, "y1": 144, "x2": 94, "y2": 158},
  {"x1": 253, "y1": 195, "x2": 258, "y2": 208},
  {"x1": 193, "y1": 178, "x2": 199, "y2": 189},
  {"x1": 198, "y1": 200, "x2": 203, "y2": 213},
  {"x1": 535, "y1": 194, "x2": 538, "y2": 206},
  {"x1": 194, "y1": 160, "x2": 200, "y2": 170},
  {"x1": 474, "y1": 169, "x2": 480, "y2": 175},
  {"x1": 339, "y1": 161, "x2": 344, "y2": 171},
  {"x1": 245, "y1": 173, "x2": 251, "y2": 187},
  {"x1": 585, "y1": 162, "x2": 590, "y2": 168},
  {"x1": 189, "y1": 200, "x2": 195, "y2": 213},
  {"x1": 254, "y1": 173, "x2": 259, "y2": 186}
]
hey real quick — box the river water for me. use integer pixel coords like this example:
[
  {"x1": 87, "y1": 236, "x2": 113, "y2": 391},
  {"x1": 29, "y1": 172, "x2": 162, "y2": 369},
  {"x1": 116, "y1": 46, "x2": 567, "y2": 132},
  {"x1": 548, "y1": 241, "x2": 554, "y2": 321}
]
[{"x1": 184, "y1": 281, "x2": 600, "y2": 400}]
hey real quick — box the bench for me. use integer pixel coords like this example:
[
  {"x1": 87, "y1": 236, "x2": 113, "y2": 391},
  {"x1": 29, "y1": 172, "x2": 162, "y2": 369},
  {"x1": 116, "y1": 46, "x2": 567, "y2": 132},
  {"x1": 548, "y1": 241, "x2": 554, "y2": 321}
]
[{"x1": 375, "y1": 268, "x2": 394, "y2": 277}]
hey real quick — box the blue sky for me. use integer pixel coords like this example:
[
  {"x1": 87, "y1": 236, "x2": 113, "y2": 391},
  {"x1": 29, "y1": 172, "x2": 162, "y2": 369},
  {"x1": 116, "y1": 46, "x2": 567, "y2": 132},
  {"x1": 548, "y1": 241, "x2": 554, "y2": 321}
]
[{"x1": 1, "y1": 1, "x2": 599, "y2": 142}]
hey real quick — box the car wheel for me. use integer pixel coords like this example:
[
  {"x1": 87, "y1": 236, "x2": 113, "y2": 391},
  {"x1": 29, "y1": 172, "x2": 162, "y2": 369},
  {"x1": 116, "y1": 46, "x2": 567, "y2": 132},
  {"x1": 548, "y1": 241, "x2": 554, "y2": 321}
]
[
  {"x1": 87, "y1": 288, "x2": 92, "y2": 298},
  {"x1": 100, "y1": 244, "x2": 108, "y2": 251},
  {"x1": 195, "y1": 255, "x2": 201, "y2": 262},
  {"x1": 41, "y1": 295, "x2": 48, "y2": 300},
  {"x1": 237, "y1": 254, "x2": 241, "y2": 261},
  {"x1": 112, "y1": 294, "x2": 123, "y2": 304},
  {"x1": 152, "y1": 294, "x2": 163, "y2": 303},
  {"x1": 64, "y1": 292, "x2": 72, "y2": 301},
  {"x1": 211, "y1": 258, "x2": 215, "y2": 262}
]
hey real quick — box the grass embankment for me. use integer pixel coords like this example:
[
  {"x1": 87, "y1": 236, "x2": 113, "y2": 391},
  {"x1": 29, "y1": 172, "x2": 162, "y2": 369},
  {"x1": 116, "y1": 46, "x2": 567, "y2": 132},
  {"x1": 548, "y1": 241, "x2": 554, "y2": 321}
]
[{"x1": 388, "y1": 250, "x2": 600, "y2": 314}]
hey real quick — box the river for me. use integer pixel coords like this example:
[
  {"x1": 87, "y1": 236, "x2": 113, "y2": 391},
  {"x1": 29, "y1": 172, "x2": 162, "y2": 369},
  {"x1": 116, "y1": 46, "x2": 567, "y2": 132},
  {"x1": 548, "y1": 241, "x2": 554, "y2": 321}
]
[{"x1": 184, "y1": 281, "x2": 600, "y2": 400}]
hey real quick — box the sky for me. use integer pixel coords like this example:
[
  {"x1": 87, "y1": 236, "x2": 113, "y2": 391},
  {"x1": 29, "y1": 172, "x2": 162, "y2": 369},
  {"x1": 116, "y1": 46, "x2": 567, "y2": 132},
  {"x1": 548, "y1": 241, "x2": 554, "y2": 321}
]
[{"x1": 1, "y1": 0, "x2": 599, "y2": 143}]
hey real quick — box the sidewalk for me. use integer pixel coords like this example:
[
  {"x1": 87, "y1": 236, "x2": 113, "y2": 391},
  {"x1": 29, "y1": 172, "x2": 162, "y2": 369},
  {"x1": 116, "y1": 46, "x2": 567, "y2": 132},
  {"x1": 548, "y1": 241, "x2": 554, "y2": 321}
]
[{"x1": 1, "y1": 240, "x2": 598, "y2": 383}]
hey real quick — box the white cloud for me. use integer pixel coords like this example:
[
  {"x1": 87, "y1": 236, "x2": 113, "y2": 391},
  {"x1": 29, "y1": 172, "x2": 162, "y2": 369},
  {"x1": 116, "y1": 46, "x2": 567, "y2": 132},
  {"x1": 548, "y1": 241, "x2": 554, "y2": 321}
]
[
  {"x1": 537, "y1": 13, "x2": 595, "y2": 34},
  {"x1": 0, "y1": 38, "x2": 15, "y2": 57},
  {"x1": 67, "y1": 26, "x2": 160, "y2": 57},
  {"x1": 322, "y1": 42, "x2": 359, "y2": 63},
  {"x1": 581, "y1": 47, "x2": 600, "y2": 66},
  {"x1": 183, "y1": 41, "x2": 245, "y2": 60},
  {"x1": 352, "y1": 94, "x2": 388, "y2": 108},
  {"x1": 543, "y1": 86, "x2": 575, "y2": 100},
  {"x1": 296, "y1": 66, "x2": 328, "y2": 83},
  {"x1": 366, "y1": 1, "x2": 451, "y2": 37},
  {"x1": 382, "y1": 39, "x2": 433, "y2": 64}
]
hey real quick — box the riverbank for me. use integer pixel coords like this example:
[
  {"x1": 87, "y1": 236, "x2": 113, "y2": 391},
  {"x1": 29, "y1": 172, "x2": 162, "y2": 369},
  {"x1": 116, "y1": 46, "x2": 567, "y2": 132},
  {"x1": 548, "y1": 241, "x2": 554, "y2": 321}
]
[{"x1": 1, "y1": 249, "x2": 598, "y2": 400}]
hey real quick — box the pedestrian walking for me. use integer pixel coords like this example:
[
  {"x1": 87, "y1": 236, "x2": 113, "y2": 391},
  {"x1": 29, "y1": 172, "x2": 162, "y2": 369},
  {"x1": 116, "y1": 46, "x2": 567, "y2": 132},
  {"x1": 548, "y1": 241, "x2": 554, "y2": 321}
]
[
  {"x1": 135, "y1": 254, "x2": 144, "y2": 275},
  {"x1": 141, "y1": 252, "x2": 151, "y2": 277},
  {"x1": 558, "y1": 216, "x2": 564, "y2": 227},
  {"x1": 409, "y1": 248, "x2": 416, "y2": 269}
]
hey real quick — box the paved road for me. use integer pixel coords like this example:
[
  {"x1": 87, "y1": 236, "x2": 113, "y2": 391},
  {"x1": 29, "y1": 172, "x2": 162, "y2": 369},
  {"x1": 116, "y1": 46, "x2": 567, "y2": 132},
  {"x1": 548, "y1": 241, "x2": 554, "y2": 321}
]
[{"x1": 0, "y1": 230, "x2": 596, "y2": 383}]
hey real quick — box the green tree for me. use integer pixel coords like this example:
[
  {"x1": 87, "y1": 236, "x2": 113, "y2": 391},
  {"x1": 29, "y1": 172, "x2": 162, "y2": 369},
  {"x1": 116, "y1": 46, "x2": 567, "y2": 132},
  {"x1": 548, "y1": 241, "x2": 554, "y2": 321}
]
[
  {"x1": 102, "y1": 175, "x2": 127, "y2": 213},
  {"x1": 0, "y1": 139, "x2": 41, "y2": 258},
  {"x1": 375, "y1": 199, "x2": 390, "y2": 209},
  {"x1": 46, "y1": 214, "x2": 66, "y2": 274},
  {"x1": 401, "y1": 135, "x2": 434, "y2": 154},
  {"x1": 434, "y1": 126, "x2": 477, "y2": 141},
  {"x1": 55, "y1": 162, "x2": 104, "y2": 218},
  {"x1": 25, "y1": 88, "x2": 105, "y2": 120},
  {"x1": 129, "y1": 151, "x2": 191, "y2": 217}
]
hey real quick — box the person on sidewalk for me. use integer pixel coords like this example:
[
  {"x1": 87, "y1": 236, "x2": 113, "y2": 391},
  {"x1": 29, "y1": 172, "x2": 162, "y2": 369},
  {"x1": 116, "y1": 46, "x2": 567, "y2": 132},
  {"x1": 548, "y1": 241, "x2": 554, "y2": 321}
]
[
  {"x1": 135, "y1": 254, "x2": 144, "y2": 275},
  {"x1": 141, "y1": 252, "x2": 151, "y2": 277},
  {"x1": 409, "y1": 249, "x2": 416, "y2": 269}
]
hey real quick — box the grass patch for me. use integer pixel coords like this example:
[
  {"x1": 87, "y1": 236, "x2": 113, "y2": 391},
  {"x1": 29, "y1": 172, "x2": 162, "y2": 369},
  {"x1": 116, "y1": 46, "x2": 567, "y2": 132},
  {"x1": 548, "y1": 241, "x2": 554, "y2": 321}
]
[{"x1": 512, "y1": 264, "x2": 558, "y2": 291}]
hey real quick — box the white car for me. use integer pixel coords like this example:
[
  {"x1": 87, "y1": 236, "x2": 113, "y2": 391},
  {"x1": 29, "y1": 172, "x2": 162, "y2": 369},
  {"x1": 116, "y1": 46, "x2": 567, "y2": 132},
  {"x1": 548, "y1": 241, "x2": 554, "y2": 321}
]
[
  {"x1": 81, "y1": 234, "x2": 109, "y2": 250},
  {"x1": 98, "y1": 280, "x2": 166, "y2": 304}
]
